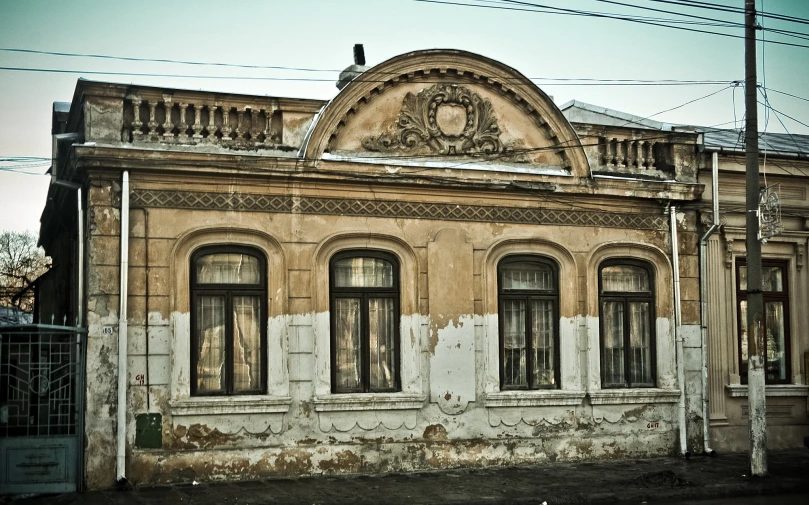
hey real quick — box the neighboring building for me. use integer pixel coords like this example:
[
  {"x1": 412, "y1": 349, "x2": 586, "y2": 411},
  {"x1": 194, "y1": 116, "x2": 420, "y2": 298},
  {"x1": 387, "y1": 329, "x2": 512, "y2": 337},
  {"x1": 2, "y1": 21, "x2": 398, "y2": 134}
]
[{"x1": 24, "y1": 49, "x2": 808, "y2": 490}]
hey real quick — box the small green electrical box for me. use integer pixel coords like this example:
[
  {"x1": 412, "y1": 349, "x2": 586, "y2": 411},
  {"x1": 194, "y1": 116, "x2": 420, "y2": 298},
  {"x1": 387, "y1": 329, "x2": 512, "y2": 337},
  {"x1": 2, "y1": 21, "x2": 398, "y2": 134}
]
[{"x1": 135, "y1": 413, "x2": 163, "y2": 449}]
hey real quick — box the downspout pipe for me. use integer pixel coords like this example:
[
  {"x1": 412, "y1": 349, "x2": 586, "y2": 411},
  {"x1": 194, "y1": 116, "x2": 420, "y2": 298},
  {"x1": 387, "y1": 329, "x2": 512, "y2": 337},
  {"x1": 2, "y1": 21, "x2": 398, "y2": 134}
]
[
  {"x1": 77, "y1": 187, "x2": 84, "y2": 327},
  {"x1": 117, "y1": 171, "x2": 130, "y2": 484},
  {"x1": 670, "y1": 205, "x2": 689, "y2": 458},
  {"x1": 699, "y1": 152, "x2": 720, "y2": 456}
]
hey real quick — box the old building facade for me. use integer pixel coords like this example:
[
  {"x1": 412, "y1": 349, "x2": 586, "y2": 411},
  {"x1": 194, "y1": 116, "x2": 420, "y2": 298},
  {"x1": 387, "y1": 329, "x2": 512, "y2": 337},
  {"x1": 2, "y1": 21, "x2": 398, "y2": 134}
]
[{"x1": 30, "y1": 49, "x2": 808, "y2": 489}]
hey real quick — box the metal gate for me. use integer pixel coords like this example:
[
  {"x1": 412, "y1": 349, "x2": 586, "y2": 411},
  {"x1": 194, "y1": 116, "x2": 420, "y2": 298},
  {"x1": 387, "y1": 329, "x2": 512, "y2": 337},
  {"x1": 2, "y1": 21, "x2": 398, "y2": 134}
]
[{"x1": 0, "y1": 324, "x2": 86, "y2": 495}]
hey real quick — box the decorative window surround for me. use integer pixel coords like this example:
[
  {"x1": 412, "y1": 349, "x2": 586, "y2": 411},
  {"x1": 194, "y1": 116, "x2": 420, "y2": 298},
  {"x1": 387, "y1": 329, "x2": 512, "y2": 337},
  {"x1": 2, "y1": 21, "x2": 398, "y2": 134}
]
[
  {"x1": 313, "y1": 393, "x2": 426, "y2": 412},
  {"x1": 484, "y1": 390, "x2": 586, "y2": 408},
  {"x1": 725, "y1": 384, "x2": 809, "y2": 398},
  {"x1": 169, "y1": 395, "x2": 292, "y2": 417},
  {"x1": 589, "y1": 389, "x2": 680, "y2": 405}
]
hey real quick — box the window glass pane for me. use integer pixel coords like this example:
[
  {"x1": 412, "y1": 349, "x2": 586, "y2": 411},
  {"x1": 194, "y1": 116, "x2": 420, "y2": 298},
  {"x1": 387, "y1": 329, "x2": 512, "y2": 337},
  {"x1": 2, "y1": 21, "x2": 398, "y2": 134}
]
[
  {"x1": 739, "y1": 266, "x2": 784, "y2": 292},
  {"x1": 196, "y1": 296, "x2": 226, "y2": 393},
  {"x1": 531, "y1": 299, "x2": 555, "y2": 386},
  {"x1": 232, "y1": 296, "x2": 261, "y2": 392},
  {"x1": 762, "y1": 267, "x2": 783, "y2": 292},
  {"x1": 334, "y1": 257, "x2": 394, "y2": 288},
  {"x1": 334, "y1": 298, "x2": 362, "y2": 391},
  {"x1": 369, "y1": 298, "x2": 396, "y2": 390},
  {"x1": 196, "y1": 253, "x2": 260, "y2": 284},
  {"x1": 602, "y1": 265, "x2": 650, "y2": 292},
  {"x1": 739, "y1": 300, "x2": 748, "y2": 365},
  {"x1": 628, "y1": 302, "x2": 653, "y2": 385},
  {"x1": 765, "y1": 301, "x2": 787, "y2": 382},
  {"x1": 502, "y1": 299, "x2": 527, "y2": 387},
  {"x1": 602, "y1": 301, "x2": 625, "y2": 386},
  {"x1": 501, "y1": 262, "x2": 554, "y2": 291}
]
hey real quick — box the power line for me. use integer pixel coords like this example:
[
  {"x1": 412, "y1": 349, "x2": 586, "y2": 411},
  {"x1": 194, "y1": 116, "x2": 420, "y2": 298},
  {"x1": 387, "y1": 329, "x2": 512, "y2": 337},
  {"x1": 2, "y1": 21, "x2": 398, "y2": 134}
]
[
  {"x1": 758, "y1": 100, "x2": 809, "y2": 131},
  {"x1": 765, "y1": 87, "x2": 809, "y2": 104},
  {"x1": 593, "y1": 0, "x2": 809, "y2": 41},
  {"x1": 645, "y1": 0, "x2": 809, "y2": 27},
  {"x1": 0, "y1": 64, "x2": 733, "y2": 86},
  {"x1": 411, "y1": 0, "x2": 809, "y2": 49},
  {"x1": 0, "y1": 47, "x2": 344, "y2": 73}
]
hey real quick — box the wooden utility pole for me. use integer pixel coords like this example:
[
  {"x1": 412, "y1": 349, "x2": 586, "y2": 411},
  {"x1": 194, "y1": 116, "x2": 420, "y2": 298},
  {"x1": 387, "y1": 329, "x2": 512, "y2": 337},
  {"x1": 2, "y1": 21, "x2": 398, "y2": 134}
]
[{"x1": 744, "y1": 0, "x2": 767, "y2": 477}]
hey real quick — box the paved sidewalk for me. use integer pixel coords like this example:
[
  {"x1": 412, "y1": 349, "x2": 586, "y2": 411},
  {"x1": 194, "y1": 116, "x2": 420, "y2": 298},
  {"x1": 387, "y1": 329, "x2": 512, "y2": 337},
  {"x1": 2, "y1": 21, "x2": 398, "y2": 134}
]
[{"x1": 5, "y1": 449, "x2": 809, "y2": 505}]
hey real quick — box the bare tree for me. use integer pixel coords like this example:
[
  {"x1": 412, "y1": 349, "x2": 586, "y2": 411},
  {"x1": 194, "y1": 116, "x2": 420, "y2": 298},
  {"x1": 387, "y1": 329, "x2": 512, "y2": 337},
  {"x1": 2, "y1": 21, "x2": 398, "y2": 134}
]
[{"x1": 0, "y1": 230, "x2": 51, "y2": 314}]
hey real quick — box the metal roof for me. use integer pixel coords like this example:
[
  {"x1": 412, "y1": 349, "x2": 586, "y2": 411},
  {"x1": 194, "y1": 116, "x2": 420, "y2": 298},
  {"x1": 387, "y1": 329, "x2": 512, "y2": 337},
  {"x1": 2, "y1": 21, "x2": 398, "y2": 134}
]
[{"x1": 702, "y1": 128, "x2": 809, "y2": 157}]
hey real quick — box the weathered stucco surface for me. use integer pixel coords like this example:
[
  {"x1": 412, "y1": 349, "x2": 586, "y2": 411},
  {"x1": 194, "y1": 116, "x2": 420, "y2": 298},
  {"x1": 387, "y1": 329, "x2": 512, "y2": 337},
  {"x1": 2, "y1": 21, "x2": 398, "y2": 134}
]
[{"x1": 44, "y1": 49, "x2": 809, "y2": 491}]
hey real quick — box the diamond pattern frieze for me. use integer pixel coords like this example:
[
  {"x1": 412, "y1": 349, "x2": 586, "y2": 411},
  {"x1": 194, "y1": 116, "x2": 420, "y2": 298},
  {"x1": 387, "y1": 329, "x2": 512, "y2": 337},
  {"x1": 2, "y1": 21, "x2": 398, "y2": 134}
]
[{"x1": 131, "y1": 189, "x2": 666, "y2": 230}]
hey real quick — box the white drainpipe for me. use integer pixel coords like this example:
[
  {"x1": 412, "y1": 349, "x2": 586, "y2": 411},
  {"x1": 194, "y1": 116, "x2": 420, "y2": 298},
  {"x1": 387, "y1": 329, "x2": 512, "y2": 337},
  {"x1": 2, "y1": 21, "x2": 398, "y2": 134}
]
[
  {"x1": 77, "y1": 187, "x2": 84, "y2": 327},
  {"x1": 117, "y1": 171, "x2": 130, "y2": 483},
  {"x1": 670, "y1": 205, "x2": 689, "y2": 457},
  {"x1": 699, "y1": 152, "x2": 720, "y2": 455}
]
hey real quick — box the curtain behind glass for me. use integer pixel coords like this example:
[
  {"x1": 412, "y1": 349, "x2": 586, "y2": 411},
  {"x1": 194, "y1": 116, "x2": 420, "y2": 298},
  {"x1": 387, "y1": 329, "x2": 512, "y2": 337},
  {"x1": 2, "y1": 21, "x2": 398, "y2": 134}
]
[
  {"x1": 501, "y1": 262, "x2": 553, "y2": 290},
  {"x1": 765, "y1": 301, "x2": 786, "y2": 381},
  {"x1": 628, "y1": 302, "x2": 652, "y2": 385},
  {"x1": 602, "y1": 301, "x2": 625, "y2": 386},
  {"x1": 232, "y1": 296, "x2": 261, "y2": 392},
  {"x1": 739, "y1": 266, "x2": 783, "y2": 292},
  {"x1": 602, "y1": 265, "x2": 650, "y2": 292},
  {"x1": 197, "y1": 253, "x2": 260, "y2": 284},
  {"x1": 196, "y1": 296, "x2": 226, "y2": 393},
  {"x1": 334, "y1": 257, "x2": 393, "y2": 288},
  {"x1": 502, "y1": 299, "x2": 527, "y2": 387},
  {"x1": 532, "y1": 299, "x2": 555, "y2": 386},
  {"x1": 739, "y1": 300, "x2": 749, "y2": 364},
  {"x1": 369, "y1": 298, "x2": 395, "y2": 390},
  {"x1": 334, "y1": 298, "x2": 362, "y2": 391}
]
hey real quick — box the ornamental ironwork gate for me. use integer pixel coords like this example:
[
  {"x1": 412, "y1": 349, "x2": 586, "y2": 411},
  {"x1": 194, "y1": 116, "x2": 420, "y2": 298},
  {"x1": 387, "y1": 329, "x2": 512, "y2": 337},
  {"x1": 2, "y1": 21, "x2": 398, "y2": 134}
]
[{"x1": 0, "y1": 325, "x2": 86, "y2": 495}]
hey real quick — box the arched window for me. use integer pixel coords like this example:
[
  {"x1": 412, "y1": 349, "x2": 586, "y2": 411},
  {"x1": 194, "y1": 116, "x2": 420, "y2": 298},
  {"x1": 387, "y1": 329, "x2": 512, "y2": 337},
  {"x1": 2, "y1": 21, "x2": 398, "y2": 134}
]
[
  {"x1": 330, "y1": 251, "x2": 400, "y2": 393},
  {"x1": 190, "y1": 246, "x2": 267, "y2": 396},
  {"x1": 599, "y1": 260, "x2": 655, "y2": 388},
  {"x1": 498, "y1": 256, "x2": 560, "y2": 389}
]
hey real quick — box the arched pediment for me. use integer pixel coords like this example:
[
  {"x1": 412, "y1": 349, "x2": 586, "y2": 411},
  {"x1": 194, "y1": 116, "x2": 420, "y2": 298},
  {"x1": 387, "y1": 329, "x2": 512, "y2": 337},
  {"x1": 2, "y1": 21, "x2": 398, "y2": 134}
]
[{"x1": 304, "y1": 49, "x2": 590, "y2": 177}]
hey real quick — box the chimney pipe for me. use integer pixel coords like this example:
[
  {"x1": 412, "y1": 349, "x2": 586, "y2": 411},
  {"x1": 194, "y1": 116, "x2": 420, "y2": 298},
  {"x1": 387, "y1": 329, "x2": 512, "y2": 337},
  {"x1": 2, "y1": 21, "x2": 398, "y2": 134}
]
[
  {"x1": 354, "y1": 44, "x2": 366, "y2": 66},
  {"x1": 337, "y1": 44, "x2": 369, "y2": 90}
]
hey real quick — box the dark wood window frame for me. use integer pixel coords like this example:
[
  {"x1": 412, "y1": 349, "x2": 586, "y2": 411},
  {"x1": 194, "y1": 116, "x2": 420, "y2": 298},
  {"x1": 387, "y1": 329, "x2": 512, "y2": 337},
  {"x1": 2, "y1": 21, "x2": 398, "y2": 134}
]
[
  {"x1": 598, "y1": 259, "x2": 656, "y2": 388},
  {"x1": 497, "y1": 255, "x2": 561, "y2": 390},
  {"x1": 329, "y1": 250, "x2": 401, "y2": 394},
  {"x1": 190, "y1": 245, "x2": 268, "y2": 396},
  {"x1": 735, "y1": 258, "x2": 791, "y2": 385}
]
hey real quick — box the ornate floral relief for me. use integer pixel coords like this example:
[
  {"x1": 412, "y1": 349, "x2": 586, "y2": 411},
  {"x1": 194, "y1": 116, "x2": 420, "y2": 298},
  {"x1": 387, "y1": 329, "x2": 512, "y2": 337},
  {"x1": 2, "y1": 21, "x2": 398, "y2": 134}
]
[{"x1": 362, "y1": 83, "x2": 528, "y2": 162}]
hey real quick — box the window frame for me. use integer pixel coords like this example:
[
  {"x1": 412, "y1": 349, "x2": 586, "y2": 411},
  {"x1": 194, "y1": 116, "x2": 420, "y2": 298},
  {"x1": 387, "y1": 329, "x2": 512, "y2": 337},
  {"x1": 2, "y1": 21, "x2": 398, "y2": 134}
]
[
  {"x1": 190, "y1": 245, "x2": 268, "y2": 396},
  {"x1": 598, "y1": 259, "x2": 656, "y2": 389},
  {"x1": 735, "y1": 258, "x2": 791, "y2": 385},
  {"x1": 497, "y1": 255, "x2": 560, "y2": 390},
  {"x1": 329, "y1": 250, "x2": 401, "y2": 394}
]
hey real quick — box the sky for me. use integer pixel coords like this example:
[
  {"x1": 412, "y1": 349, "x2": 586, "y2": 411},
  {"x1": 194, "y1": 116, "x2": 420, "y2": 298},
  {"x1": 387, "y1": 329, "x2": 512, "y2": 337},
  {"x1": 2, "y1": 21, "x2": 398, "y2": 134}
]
[{"x1": 1, "y1": 0, "x2": 808, "y2": 234}]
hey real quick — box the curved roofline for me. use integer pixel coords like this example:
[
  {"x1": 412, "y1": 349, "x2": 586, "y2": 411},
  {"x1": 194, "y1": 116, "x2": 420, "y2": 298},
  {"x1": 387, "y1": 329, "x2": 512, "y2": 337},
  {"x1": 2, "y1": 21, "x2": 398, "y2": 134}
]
[{"x1": 302, "y1": 49, "x2": 590, "y2": 177}]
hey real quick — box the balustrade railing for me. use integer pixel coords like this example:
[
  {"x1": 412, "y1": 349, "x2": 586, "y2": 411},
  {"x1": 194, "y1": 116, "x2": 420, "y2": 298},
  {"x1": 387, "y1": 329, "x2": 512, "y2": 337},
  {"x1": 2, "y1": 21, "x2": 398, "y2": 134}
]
[
  {"x1": 597, "y1": 137, "x2": 672, "y2": 172},
  {"x1": 126, "y1": 98, "x2": 281, "y2": 146}
]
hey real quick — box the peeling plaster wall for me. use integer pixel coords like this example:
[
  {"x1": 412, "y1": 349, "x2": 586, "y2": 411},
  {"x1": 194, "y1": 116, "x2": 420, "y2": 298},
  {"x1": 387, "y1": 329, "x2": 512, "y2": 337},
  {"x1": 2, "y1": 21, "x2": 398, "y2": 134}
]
[
  {"x1": 84, "y1": 179, "x2": 123, "y2": 489},
  {"x1": 74, "y1": 190, "x2": 699, "y2": 489}
]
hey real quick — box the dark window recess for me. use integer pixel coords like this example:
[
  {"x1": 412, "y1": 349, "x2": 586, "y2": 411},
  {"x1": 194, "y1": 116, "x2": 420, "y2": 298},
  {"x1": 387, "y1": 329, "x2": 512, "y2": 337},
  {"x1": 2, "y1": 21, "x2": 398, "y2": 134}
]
[
  {"x1": 190, "y1": 246, "x2": 267, "y2": 396},
  {"x1": 329, "y1": 251, "x2": 401, "y2": 393},
  {"x1": 498, "y1": 256, "x2": 560, "y2": 390},
  {"x1": 599, "y1": 260, "x2": 656, "y2": 388},
  {"x1": 736, "y1": 259, "x2": 791, "y2": 384}
]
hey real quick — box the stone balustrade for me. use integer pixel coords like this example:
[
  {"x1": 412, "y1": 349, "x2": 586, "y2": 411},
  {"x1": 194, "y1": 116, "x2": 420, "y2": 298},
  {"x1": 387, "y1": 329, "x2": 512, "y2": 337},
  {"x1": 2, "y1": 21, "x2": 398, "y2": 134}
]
[
  {"x1": 127, "y1": 97, "x2": 280, "y2": 146},
  {"x1": 597, "y1": 136, "x2": 672, "y2": 171}
]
